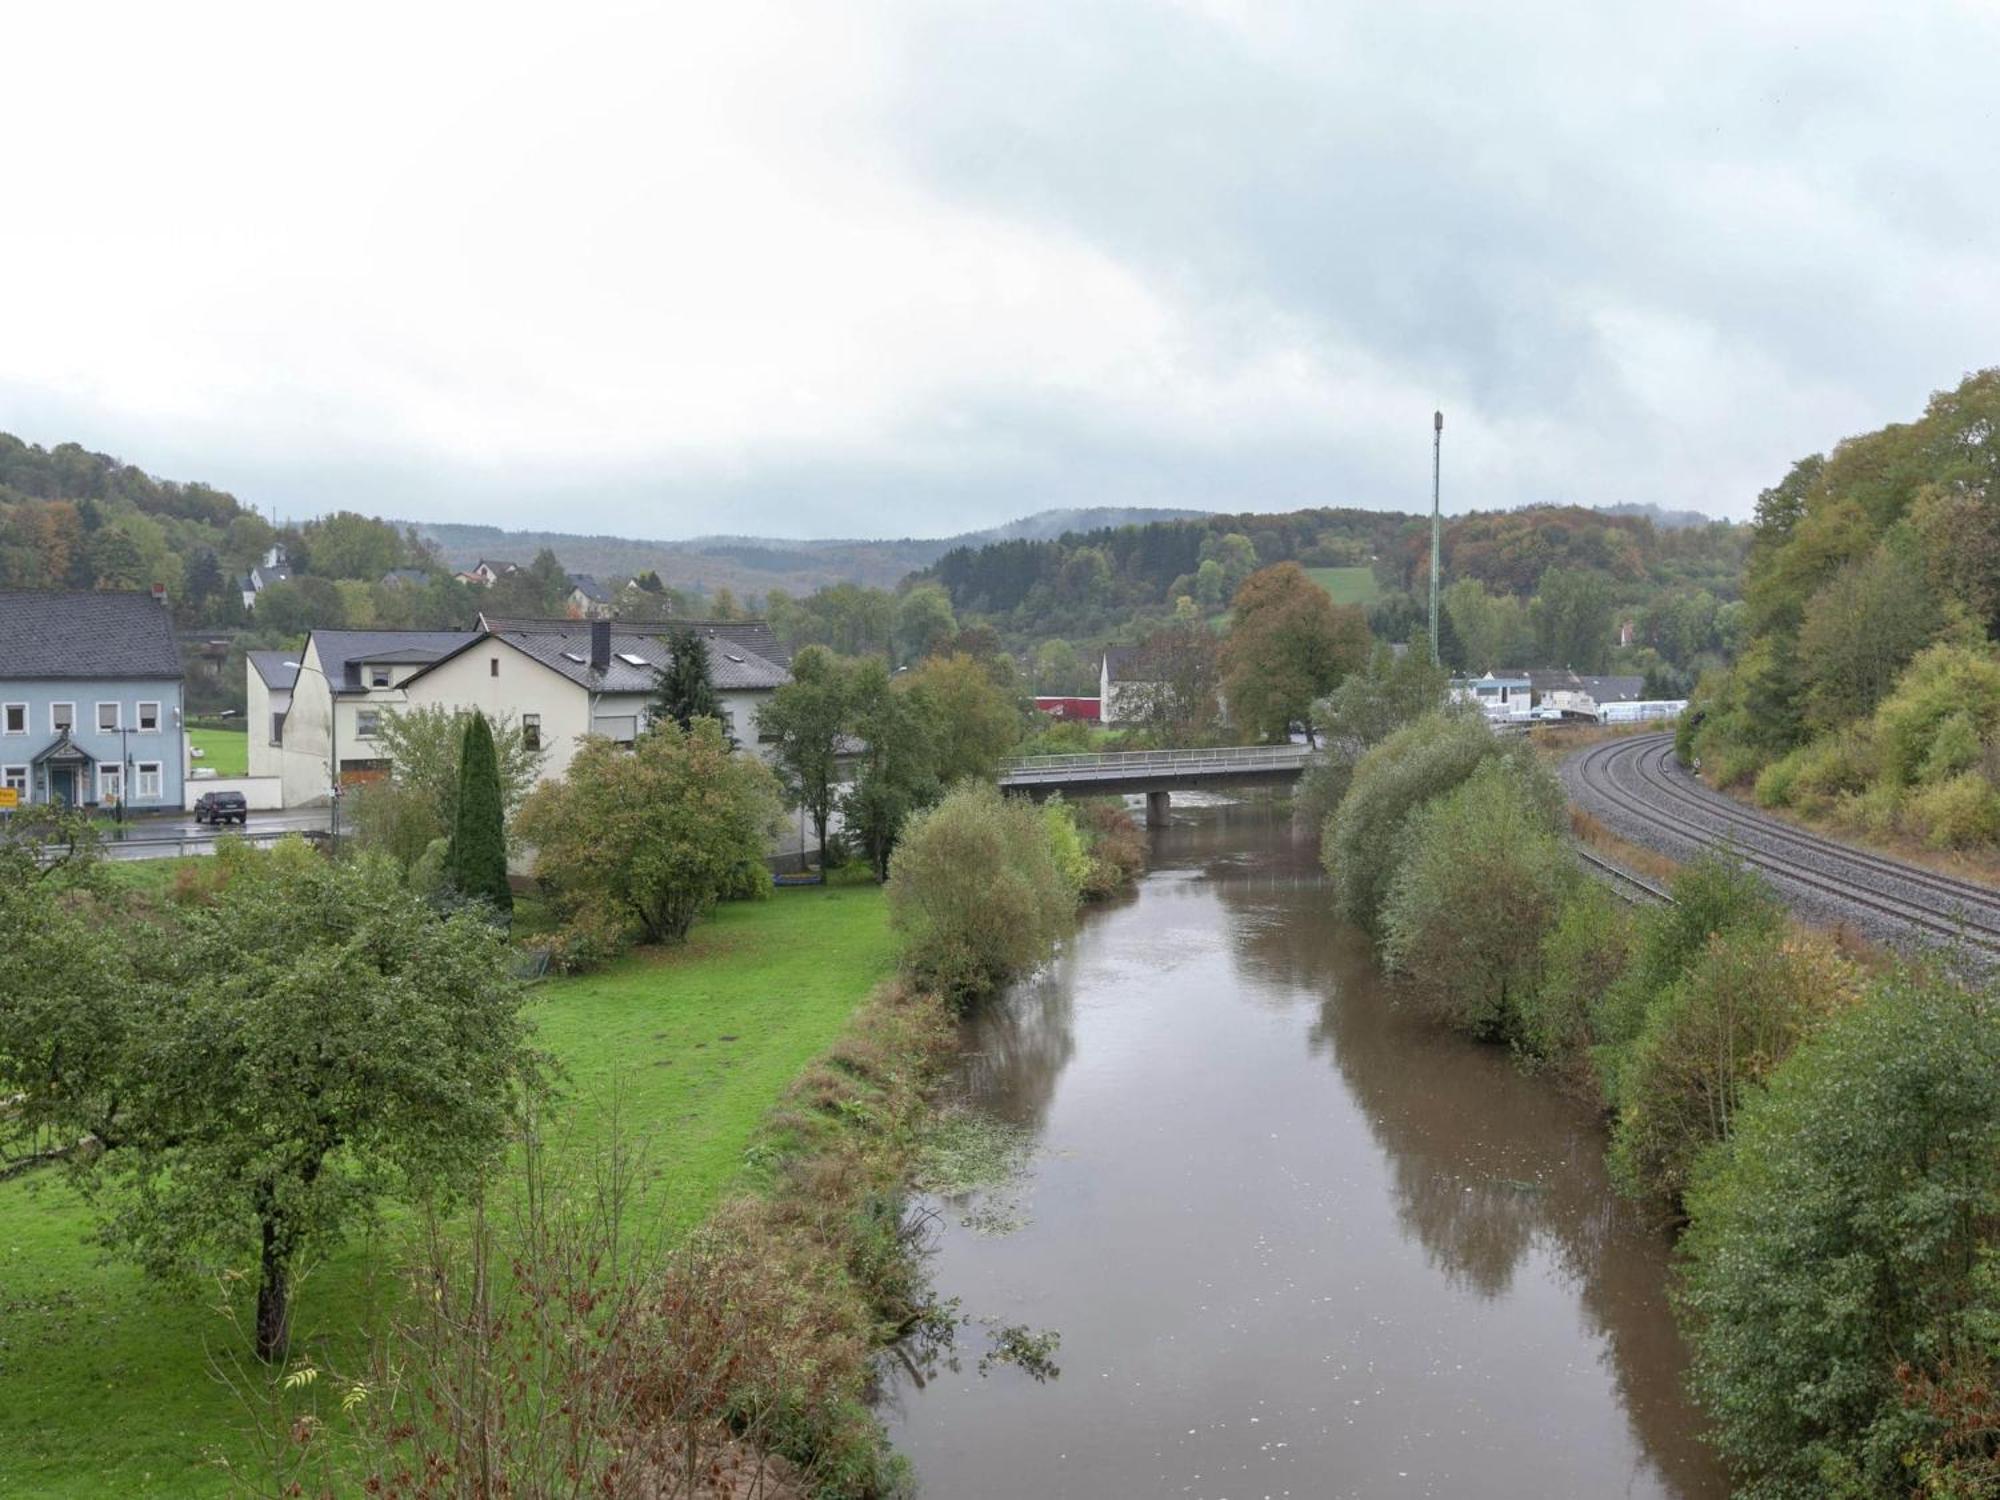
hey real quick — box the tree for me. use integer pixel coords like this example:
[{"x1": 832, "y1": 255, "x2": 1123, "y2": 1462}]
[
  {"x1": 1030, "y1": 638, "x2": 1092, "y2": 696},
  {"x1": 1324, "y1": 711, "x2": 1510, "y2": 934},
  {"x1": 757, "y1": 645, "x2": 852, "y2": 863},
  {"x1": 1380, "y1": 757, "x2": 1574, "y2": 1040},
  {"x1": 650, "y1": 625, "x2": 721, "y2": 732},
  {"x1": 1531, "y1": 566, "x2": 1616, "y2": 671},
  {"x1": 88, "y1": 842, "x2": 535, "y2": 1362},
  {"x1": 886, "y1": 782, "x2": 1077, "y2": 1003},
  {"x1": 517, "y1": 719, "x2": 783, "y2": 952},
  {"x1": 895, "y1": 584, "x2": 958, "y2": 664},
  {"x1": 1796, "y1": 543, "x2": 1941, "y2": 729},
  {"x1": 446, "y1": 711, "x2": 512, "y2": 915},
  {"x1": 1125, "y1": 621, "x2": 1224, "y2": 743},
  {"x1": 364, "y1": 707, "x2": 544, "y2": 865},
  {"x1": 904, "y1": 652, "x2": 1024, "y2": 783},
  {"x1": 1678, "y1": 969, "x2": 2000, "y2": 1495},
  {"x1": 1221, "y1": 562, "x2": 1370, "y2": 743},
  {"x1": 299, "y1": 511, "x2": 405, "y2": 580},
  {"x1": 1292, "y1": 646, "x2": 1452, "y2": 835},
  {"x1": 841, "y1": 658, "x2": 941, "y2": 880}
]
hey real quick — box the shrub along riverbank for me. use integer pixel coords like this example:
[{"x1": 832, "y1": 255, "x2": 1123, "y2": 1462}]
[{"x1": 1319, "y1": 711, "x2": 2000, "y2": 1497}]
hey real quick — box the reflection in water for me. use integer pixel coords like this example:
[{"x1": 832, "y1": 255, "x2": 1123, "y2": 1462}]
[{"x1": 885, "y1": 804, "x2": 1726, "y2": 1500}]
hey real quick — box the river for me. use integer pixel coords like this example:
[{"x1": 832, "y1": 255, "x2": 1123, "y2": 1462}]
[{"x1": 881, "y1": 802, "x2": 1727, "y2": 1499}]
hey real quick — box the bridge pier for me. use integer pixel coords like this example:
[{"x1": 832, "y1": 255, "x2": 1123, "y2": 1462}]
[{"x1": 1145, "y1": 790, "x2": 1171, "y2": 829}]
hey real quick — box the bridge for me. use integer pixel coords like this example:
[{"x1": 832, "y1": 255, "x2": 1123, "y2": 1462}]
[{"x1": 996, "y1": 744, "x2": 1317, "y2": 826}]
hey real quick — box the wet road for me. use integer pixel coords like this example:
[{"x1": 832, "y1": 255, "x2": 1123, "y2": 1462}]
[{"x1": 883, "y1": 802, "x2": 1726, "y2": 1500}]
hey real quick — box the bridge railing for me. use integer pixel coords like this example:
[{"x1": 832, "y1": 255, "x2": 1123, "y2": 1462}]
[{"x1": 997, "y1": 744, "x2": 1315, "y2": 782}]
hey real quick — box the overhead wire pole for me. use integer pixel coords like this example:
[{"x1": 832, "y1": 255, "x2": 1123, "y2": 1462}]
[{"x1": 1429, "y1": 409, "x2": 1443, "y2": 666}]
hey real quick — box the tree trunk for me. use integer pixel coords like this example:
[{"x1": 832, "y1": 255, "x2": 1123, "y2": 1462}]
[{"x1": 256, "y1": 1213, "x2": 291, "y2": 1364}]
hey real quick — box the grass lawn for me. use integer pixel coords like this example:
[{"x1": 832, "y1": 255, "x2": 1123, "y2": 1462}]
[
  {"x1": 187, "y1": 728, "x2": 248, "y2": 778},
  {"x1": 1304, "y1": 565, "x2": 1382, "y2": 606},
  {"x1": 0, "y1": 875, "x2": 897, "y2": 1498}
]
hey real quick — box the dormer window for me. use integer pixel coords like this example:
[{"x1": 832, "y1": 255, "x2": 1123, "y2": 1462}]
[{"x1": 370, "y1": 665, "x2": 391, "y2": 688}]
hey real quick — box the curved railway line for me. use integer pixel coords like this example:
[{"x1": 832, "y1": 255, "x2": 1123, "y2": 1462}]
[{"x1": 1564, "y1": 732, "x2": 2000, "y2": 962}]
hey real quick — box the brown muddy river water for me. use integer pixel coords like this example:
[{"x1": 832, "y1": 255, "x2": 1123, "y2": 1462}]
[{"x1": 881, "y1": 802, "x2": 1727, "y2": 1499}]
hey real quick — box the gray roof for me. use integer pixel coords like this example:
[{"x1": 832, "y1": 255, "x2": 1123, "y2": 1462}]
[
  {"x1": 251, "y1": 563, "x2": 293, "y2": 588},
  {"x1": 435, "y1": 618, "x2": 791, "y2": 694},
  {"x1": 247, "y1": 650, "x2": 300, "y2": 691},
  {"x1": 478, "y1": 615, "x2": 791, "y2": 668},
  {"x1": 567, "y1": 574, "x2": 609, "y2": 602},
  {"x1": 0, "y1": 590, "x2": 184, "y2": 681},
  {"x1": 307, "y1": 630, "x2": 480, "y2": 692},
  {"x1": 1579, "y1": 674, "x2": 1646, "y2": 703},
  {"x1": 1102, "y1": 645, "x2": 1150, "y2": 683}
]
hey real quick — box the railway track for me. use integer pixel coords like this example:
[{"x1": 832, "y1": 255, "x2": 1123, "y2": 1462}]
[
  {"x1": 1571, "y1": 844, "x2": 1674, "y2": 906},
  {"x1": 1566, "y1": 732, "x2": 2000, "y2": 961}
]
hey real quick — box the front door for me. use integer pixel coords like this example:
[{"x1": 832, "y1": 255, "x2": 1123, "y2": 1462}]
[{"x1": 51, "y1": 765, "x2": 76, "y2": 805}]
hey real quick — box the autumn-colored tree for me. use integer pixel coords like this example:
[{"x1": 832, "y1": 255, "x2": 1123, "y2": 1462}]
[{"x1": 1221, "y1": 563, "x2": 1370, "y2": 743}]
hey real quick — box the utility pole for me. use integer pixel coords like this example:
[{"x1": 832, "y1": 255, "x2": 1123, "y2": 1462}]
[{"x1": 1429, "y1": 409, "x2": 1443, "y2": 667}]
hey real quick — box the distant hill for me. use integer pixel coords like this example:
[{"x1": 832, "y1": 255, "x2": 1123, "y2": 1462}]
[
  {"x1": 1594, "y1": 501, "x2": 1716, "y2": 530},
  {"x1": 405, "y1": 507, "x2": 1211, "y2": 595}
]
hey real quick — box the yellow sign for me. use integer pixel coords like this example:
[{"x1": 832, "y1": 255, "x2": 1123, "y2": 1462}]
[{"x1": 0, "y1": 788, "x2": 17, "y2": 810}]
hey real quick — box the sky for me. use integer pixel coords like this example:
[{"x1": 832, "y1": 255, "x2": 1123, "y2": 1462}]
[{"x1": 3, "y1": 0, "x2": 1997, "y2": 538}]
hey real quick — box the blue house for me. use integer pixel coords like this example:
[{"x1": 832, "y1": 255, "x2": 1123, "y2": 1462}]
[{"x1": 0, "y1": 590, "x2": 188, "y2": 811}]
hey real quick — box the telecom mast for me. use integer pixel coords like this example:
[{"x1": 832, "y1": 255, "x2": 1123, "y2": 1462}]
[{"x1": 1429, "y1": 409, "x2": 1443, "y2": 666}]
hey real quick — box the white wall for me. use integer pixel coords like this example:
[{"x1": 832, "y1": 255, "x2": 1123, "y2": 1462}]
[
  {"x1": 184, "y1": 775, "x2": 285, "y2": 810},
  {"x1": 401, "y1": 638, "x2": 597, "y2": 782}
]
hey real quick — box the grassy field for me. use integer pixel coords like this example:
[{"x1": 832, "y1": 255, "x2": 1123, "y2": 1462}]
[
  {"x1": 1305, "y1": 565, "x2": 1383, "y2": 606},
  {"x1": 187, "y1": 728, "x2": 248, "y2": 778},
  {"x1": 0, "y1": 876, "x2": 897, "y2": 1498}
]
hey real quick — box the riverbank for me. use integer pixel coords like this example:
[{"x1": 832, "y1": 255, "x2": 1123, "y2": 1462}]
[{"x1": 0, "y1": 875, "x2": 900, "y2": 1496}]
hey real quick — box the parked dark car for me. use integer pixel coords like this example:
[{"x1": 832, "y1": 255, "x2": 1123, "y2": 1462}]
[{"x1": 193, "y1": 790, "x2": 248, "y2": 825}]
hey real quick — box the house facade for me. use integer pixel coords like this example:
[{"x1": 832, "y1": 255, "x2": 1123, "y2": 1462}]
[
  {"x1": 263, "y1": 618, "x2": 792, "y2": 803},
  {"x1": 0, "y1": 590, "x2": 188, "y2": 811},
  {"x1": 565, "y1": 575, "x2": 612, "y2": 618},
  {"x1": 245, "y1": 650, "x2": 299, "y2": 779}
]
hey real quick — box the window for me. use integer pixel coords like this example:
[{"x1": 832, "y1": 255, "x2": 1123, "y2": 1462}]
[
  {"x1": 2, "y1": 704, "x2": 23, "y2": 735},
  {"x1": 97, "y1": 702, "x2": 121, "y2": 732},
  {"x1": 490, "y1": 657, "x2": 500, "y2": 677},
  {"x1": 2, "y1": 765, "x2": 26, "y2": 793},
  {"x1": 135, "y1": 762, "x2": 162, "y2": 800},
  {"x1": 521, "y1": 713, "x2": 541, "y2": 752},
  {"x1": 616, "y1": 652, "x2": 650, "y2": 667},
  {"x1": 369, "y1": 665, "x2": 391, "y2": 688},
  {"x1": 355, "y1": 709, "x2": 381, "y2": 739},
  {"x1": 137, "y1": 701, "x2": 160, "y2": 732},
  {"x1": 271, "y1": 712, "x2": 285, "y2": 746},
  {"x1": 51, "y1": 702, "x2": 74, "y2": 733},
  {"x1": 98, "y1": 764, "x2": 123, "y2": 804}
]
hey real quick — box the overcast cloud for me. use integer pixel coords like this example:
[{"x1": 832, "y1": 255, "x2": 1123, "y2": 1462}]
[{"x1": 3, "y1": 1, "x2": 1995, "y2": 536}]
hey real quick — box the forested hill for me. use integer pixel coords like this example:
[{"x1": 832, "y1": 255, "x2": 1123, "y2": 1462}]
[
  {"x1": 1686, "y1": 368, "x2": 2000, "y2": 852},
  {"x1": 918, "y1": 501, "x2": 1746, "y2": 670},
  {"x1": 410, "y1": 506, "x2": 1210, "y2": 596}
]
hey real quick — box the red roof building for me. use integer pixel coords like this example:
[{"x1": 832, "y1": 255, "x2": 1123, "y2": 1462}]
[{"x1": 1032, "y1": 696, "x2": 1102, "y2": 722}]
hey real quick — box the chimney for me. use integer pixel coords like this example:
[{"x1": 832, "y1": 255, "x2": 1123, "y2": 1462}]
[
  {"x1": 151, "y1": 583, "x2": 168, "y2": 606},
  {"x1": 590, "y1": 619, "x2": 611, "y2": 673}
]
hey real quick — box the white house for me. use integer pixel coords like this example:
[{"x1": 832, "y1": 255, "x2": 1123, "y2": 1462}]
[
  {"x1": 239, "y1": 544, "x2": 293, "y2": 612},
  {"x1": 1100, "y1": 646, "x2": 1161, "y2": 727},
  {"x1": 260, "y1": 618, "x2": 792, "y2": 804},
  {"x1": 245, "y1": 651, "x2": 298, "y2": 779},
  {"x1": 565, "y1": 575, "x2": 612, "y2": 619},
  {"x1": 1452, "y1": 670, "x2": 1534, "y2": 722},
  {"x1": 268, "y1": 629, "x2": 481, "y2": 806},
  {"x1": 454, "y1": 559, "x2": 518, "y2": 588}
]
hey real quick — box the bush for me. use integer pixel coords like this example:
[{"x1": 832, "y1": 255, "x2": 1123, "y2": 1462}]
[
  {"x1": 1593, "y1": 854, "x2": 1784, "y2": 1105},
  {"x1": 1519, "y1": 881, "x2": 1636, "y2": 1093},
  {"x1": 1875, "y1": 642, "x2": 2000, "y2": 787},
  {"x1": 1677, "y1": 968, "x2": 2000, "y2": 1496},
  {"x1": 1075, "y1": 800, "x2": 1145, "y2": 900},
  {"x1": 1379, "y1": 758, "x2": 1575, "y2": 1041},
  {"x1": 886, "y1": 783, "x2": 1078, "y2": 1004},
  {"x1": 1294, "y1": 647, "x2": 1454, "y2": 836},
  {"x1": 517, "y1": 720, "x2": 784, "y2": 957},
  {"x1": 1608, "y1": 928, "x2": 1857, "y2": 1214},
  {"x1": 1324, "y1": 712, "x2": 1525, "y2": 934},
  {"x1": 1040, "y1": 797, "x2": 1094, "y2": 895},
  {"x1": 1904, "y1": 770, "x2": 2000, "y2": 850}
]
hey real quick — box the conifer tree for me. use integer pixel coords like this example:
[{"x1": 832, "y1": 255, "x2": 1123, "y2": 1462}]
[
  {"x1": 446, "y1": 710, "x2": 512, "y2": 915},
  {"x1": 650, "y1": 626, "x2": 721, "y2": 732}
]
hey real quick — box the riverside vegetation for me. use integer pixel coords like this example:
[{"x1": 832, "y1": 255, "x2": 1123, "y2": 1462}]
[
  {"x1": 1, "y1": 712, "x2": 1141, "y2": 1495},
  {"x1": 1317, "y1": 700, "x2": 2000, "y2": 1496}
]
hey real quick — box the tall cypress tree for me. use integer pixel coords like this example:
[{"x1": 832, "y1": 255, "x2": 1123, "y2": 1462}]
[
  {"x1": 446, "y1": 710, "x2": 512, "y2": 916},
  {"x1": 650, "y1": 626, "x2": 721, "y2": 732}
]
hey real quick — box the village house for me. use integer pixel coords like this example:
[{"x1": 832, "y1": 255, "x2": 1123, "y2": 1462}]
[
  {"x1": 564, "y1": 575, "x2": 612, "y2": 619},
  {"x1": 238, "y1": 543, "x2": 292, "y2": 612},
  {"x1": 0, "y1": 588, "x2": 188, "y2": 811},
  {"x1": 454, "y1": 559, "x2": 519, "y2": 588},
  {"x1": 263, "y1": 617, "x2": 792, "y2": 804}
]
